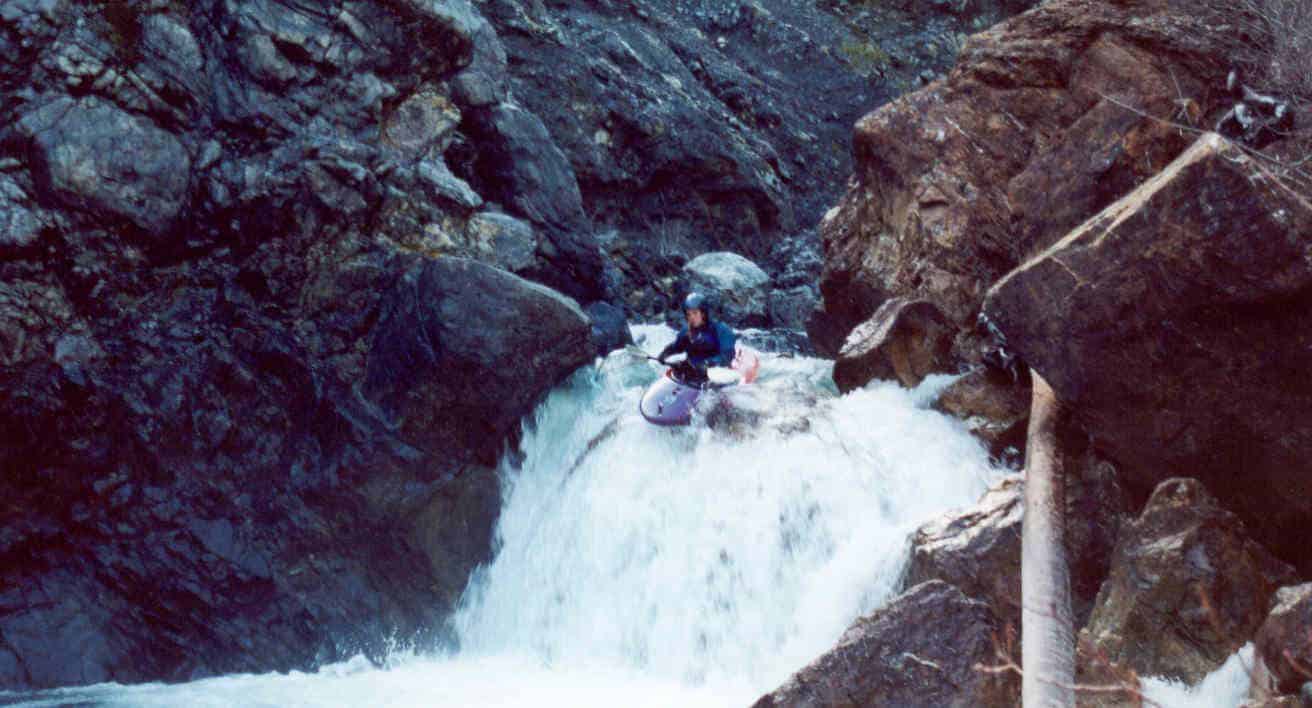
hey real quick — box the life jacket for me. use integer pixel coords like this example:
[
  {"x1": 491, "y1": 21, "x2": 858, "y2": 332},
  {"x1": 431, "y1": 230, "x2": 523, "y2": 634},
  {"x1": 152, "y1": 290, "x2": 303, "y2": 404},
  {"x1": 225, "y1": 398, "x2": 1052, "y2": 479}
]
[{"x1": 682, "y1": 320, "x2": 736, "y2": 367}]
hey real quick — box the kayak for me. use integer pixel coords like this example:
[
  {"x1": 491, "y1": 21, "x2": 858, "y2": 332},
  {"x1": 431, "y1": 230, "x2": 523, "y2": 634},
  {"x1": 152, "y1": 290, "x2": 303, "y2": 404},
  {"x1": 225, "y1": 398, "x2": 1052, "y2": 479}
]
[{"x1": 639, "y1": 345, "x2": 760, "y2": 426}]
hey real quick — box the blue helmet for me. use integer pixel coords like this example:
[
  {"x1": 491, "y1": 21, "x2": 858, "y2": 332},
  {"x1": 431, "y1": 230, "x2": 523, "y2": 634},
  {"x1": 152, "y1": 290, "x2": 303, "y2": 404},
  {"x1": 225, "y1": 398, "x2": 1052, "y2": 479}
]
[{"x1": 683, "y1": 292, "x2": 708, "y2": 314}]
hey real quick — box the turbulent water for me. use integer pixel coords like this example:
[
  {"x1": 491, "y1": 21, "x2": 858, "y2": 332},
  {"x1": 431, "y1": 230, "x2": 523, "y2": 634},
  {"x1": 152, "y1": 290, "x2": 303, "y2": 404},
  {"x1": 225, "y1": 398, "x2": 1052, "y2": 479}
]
[{"x1": 0, "y1": 326, "x2": 1254, "y2": 707}]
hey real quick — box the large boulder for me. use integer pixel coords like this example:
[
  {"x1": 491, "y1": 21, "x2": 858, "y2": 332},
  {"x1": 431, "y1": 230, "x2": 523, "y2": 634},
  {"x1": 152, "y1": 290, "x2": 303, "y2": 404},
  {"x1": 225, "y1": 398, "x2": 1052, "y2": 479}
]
[
  {"x1": 983, "y1": 133, "x2": 1312, "y2": 572},
  {"x1": 584, "y1": 301, "x2": 633, "y2": 357},
  {"x1": 465, "y1": 101, "x2": 604, "y2": 300},
  {"x1": 1082, "y1": 478, "x2": 1297, "y2": 684},
  {"x1": 832, "y1": 298, "x2": 953, "y2": 391},
  {"x1": 1256, "y1": 584, "x2": 1312, "y2": 696},
  {"x1": 906, "y1": 446, "x2": 1132, "y2": 633},
  {"x1": 680, "y1": 252, "x2": 771, "y2": 328},
  {"x1": 904, "y1": 476, "x2": 1025, "y2": 630},
  {"x1": 365, "y1": 257, "x2": 592, "y2": 467},
  {"x1": 751, "y1": 581, "x2": 1019, "y2": 708},
  {"x1": 815, "y1": 0, "x2": 1236, "y2": 350}
]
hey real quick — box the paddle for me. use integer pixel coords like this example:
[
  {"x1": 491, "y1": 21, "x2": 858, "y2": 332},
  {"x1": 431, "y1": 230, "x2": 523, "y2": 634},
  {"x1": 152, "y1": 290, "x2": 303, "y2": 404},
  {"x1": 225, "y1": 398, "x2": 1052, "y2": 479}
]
[{"x1": 624, "y1": 344, "x2": 658, "y2": 361}]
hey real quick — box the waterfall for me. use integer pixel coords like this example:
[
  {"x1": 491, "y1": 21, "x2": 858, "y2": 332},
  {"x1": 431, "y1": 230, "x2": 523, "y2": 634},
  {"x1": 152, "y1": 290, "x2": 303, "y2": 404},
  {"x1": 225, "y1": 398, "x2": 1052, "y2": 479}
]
[{"x1": 3, "y1": 325, "x2": 1008, "y2": 707}]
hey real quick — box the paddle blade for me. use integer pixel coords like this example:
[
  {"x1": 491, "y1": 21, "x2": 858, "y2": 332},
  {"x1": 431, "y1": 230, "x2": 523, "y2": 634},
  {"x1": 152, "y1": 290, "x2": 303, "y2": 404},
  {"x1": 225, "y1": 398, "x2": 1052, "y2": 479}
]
[{"x1": 707, "y1": 366, "x2": 742, "y2": 385}]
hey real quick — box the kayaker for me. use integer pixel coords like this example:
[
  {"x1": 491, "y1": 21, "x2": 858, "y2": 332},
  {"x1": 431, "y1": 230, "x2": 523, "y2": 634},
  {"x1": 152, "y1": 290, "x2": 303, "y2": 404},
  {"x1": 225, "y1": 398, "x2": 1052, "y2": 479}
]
[{"x1": 658, "y1": 292, "x2": 736, "y2": 379}]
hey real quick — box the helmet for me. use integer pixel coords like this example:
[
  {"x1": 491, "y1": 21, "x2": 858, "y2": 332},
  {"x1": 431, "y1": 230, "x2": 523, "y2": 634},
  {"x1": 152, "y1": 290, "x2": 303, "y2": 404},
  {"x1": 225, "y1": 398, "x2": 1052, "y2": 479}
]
[{"x1": 682, "y1": 292, "x2": 708, "y2": 313}]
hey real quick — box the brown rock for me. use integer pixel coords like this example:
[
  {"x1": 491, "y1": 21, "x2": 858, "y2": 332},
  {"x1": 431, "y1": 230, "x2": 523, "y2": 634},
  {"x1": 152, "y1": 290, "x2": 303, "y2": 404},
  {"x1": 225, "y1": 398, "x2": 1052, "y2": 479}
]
[
  {"x1": 1256, "y1": 583, "x2": 1312, "y2": 696},
  {"x1": 1082, "y1": 478, "x2": 1297, "y2": 684},
  {"x1": 906, "y1": 450, "x2": 1131, "y2": 634},
  {"x1": 751, "y1": 580, "x2": 1018, "y2": 708},
  {"x1": 935, "y1": 367, "x2": 1030, "y2": 457},
  {"x1": 905, "y1": 475, "x2": 1024, "y2": 630},
  {"x1": 983, "y1": 133, "x2": 1312, "y2": 572},
  {"x1": 832, "y1": 298, "x2": 953, "y2": 392},
  {"x1": 815, "y1": 0, "x2": 1233, "y2": 345}
]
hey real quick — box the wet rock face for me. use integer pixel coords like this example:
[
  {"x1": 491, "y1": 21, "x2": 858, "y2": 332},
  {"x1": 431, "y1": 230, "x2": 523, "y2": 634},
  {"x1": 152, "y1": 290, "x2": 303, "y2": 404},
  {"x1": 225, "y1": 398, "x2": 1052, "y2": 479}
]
[
  {"x1": 906, "y1": 447, "x2": 1132, "y2": 633},
  {"x1": 0, "y1": 0, "x2": 595, "y2": 691},
  {"x1": 1082, "y1": 478, "x2": 1296, "y2": 684},
  {"x1": 904, "y1": 476, "x2": 1025, "y2": 630},
  {"x1": 752, "y1": 580, "x2": 1019, "y2": 708},
  {"x1": 1256, "y1": 584, "x2": 1312, "y2": 696},
  {"x1": 984, "y1": 134, "x2": 1312, "y2": 572},
  {"x1": 814, "y1": 0, "x2": 1237, "y2": 351},
  {"x1": 832, "y1": 298, "x2": 953, "y2": 391},
  {"x1": 934, "y1": 367, "x2": 1029, "y2": 461}
]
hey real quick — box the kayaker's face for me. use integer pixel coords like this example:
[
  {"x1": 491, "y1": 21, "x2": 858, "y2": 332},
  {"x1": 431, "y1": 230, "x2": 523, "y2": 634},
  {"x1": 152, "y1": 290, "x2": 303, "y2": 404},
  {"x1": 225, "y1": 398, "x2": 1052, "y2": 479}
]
[{"x1": 685, "y1": 308, "x2": 706, "y2": 328}]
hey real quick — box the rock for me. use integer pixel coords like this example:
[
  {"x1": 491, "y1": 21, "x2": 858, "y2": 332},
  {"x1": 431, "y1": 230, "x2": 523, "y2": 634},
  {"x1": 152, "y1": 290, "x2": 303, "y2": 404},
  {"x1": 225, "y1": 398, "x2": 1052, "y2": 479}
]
[
  {"x1": 767, "y1": 285, "x2": 817, "y2": 331},
  {"x1": 417, "y1": 158, "x2": 484, "y2": 212},
  {"x1": 1082, "y1": 478, "x2": 1297, "y2": 684},
  {"x1": 906, "y1": 452, "x2": 1132, "y2": 634},
  {"x1": 905, "y1": 476, "x2": 1024, "y2": 631},
  {"x1": 814, "y1": 0, "x2": 1237, "y2": 352},
  {"x1": 473, "y1": 0, "x2": 1042, "y2": 312},
  {"x1": 18, "y1": 97, "x2": 191, "y2": 239},
  {"x1": 383, "y1": 88, "x2": 462, "y2": 159},
  {"x1": 584, "y1": 301, "x2": 633, "y2": 356},
  {"x1": 934, "y1": 367, "x2": 1029, "y2": 460},
  {"x1": 680, "y1": 252, "x2": 771, "y2": 328},
  {"x1": 365, "y1": 257, "x2": 592, "y2": 466},
  {"x1": 832, "y1": 298, "x2": 952, "y2": 392},
  {"x1": 467, "y1": 101, "x2": 603, "y2": 300},
  {"x1": 451, "y1": 13, "x2": 508, "y2": 108},
  {"x1": 0, "y1": 0, "x2": 570, "y2": 689},
  {"x1": 752, "y1": 580, "x2": 1019, "y2": 707},
  {"x1": 0, "y1": 173, "x2": 44, "y2": 250},
  {"x1": 983, "y1": 134, "x2": 1312, "y2": 573},
  {"x1": 1256, "y1": 584, "x2": 1312, "y2": 695},
  {"x1": 465, "y1": 211, "x2": 538, "y2": 272}
]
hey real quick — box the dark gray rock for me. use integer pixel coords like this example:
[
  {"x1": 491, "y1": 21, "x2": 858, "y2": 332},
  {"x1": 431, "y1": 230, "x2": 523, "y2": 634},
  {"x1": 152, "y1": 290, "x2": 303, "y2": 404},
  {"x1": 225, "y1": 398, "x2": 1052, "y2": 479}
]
[
  {"x1": 417, "y1": 158, "x2": 484, "y2": 212},
  {"x1": 768, "y1": 285, "x2": 818, "y2": 331},
  {"x1": 475, "y1": 0, "x2": 1031, "y2": 318},
  {"x1": 364, "y1": 257, "x2": 592, "y2": 467},
  {"x1": 680, "y1": 252, "x2": 771, "y2": 328},
  {"x1": 584, "y1": 300, "x2": 633, "y2": 356},
  {"x1": 752, "y1": 580, "x2": 1019, "y2": 707},
  {"x1": 452, "y1": 11, "x2": 510, "y2": 107},
  {"x1": 0, "y1": 172, "x2": 44, "y2": 250},
  {"x1": 19, "y1": 97, "x2": 191, "y2": 239},
  {"x1": 467, "y1": 101, "x2": 604, "y2": 300},
  {"x1": 0, "y1": 0, "x2": 593, "y2": 692},
  {"x1": 466, "y1": 211, "x2": 538, "y2": 272}
]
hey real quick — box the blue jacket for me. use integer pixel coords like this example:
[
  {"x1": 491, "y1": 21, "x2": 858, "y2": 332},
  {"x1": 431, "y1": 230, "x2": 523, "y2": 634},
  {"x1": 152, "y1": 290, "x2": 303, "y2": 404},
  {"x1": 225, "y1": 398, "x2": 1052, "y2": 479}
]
[{"x1": 661, "y1": 320, "x2": 736, "y2": 368}]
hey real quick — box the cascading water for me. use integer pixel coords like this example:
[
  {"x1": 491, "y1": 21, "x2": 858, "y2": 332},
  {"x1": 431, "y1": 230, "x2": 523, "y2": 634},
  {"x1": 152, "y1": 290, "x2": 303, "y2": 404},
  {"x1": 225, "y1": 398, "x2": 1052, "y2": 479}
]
[{"x1": 0, "y1": 325, "x2": 1255, "y2": 707}]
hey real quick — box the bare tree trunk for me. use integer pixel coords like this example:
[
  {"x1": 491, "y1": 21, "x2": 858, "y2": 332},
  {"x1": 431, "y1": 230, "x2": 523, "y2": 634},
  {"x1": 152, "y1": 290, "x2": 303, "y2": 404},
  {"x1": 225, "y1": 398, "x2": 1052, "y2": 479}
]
[{"x1": 1022, "y1": 373, "x2": 1075, "y2": 707}]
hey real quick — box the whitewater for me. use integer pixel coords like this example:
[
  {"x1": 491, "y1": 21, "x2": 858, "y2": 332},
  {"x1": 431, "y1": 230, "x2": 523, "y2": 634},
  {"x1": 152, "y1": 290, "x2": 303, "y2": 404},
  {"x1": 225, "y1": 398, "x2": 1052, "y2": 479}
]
[{"x1": 0, "y1": 325, "x2": 1251, "y2": 707}]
